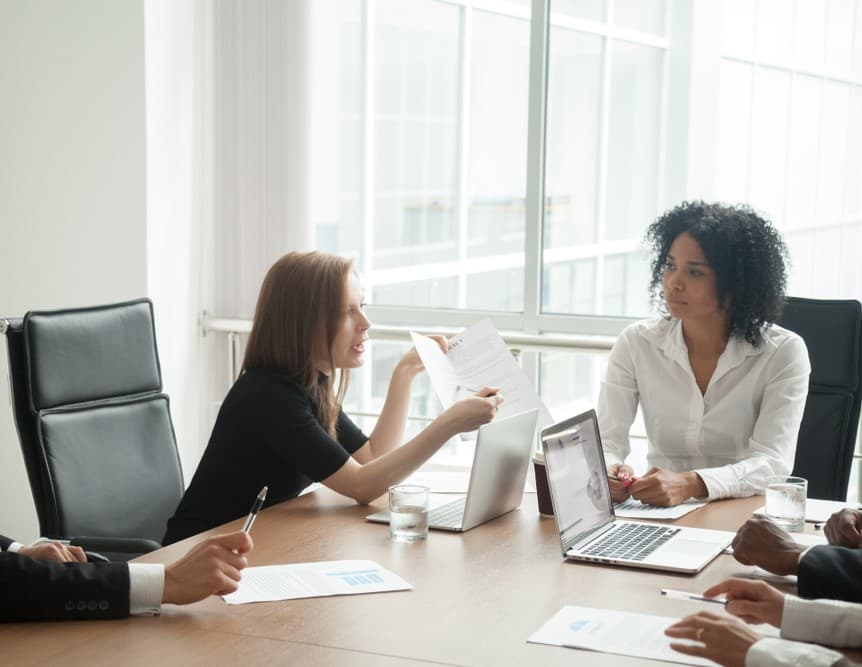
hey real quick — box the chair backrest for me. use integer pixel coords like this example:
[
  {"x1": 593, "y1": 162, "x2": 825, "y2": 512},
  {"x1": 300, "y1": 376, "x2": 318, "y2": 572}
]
[
  {"x1": 777, "y1": 297, "x2": 862, "y2": 501},
  {"x1": 1, "y1": 299, "x2": 184, "y2": 544}
]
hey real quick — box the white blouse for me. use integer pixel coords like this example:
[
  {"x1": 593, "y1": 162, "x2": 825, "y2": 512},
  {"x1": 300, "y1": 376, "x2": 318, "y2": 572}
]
[
  {"x1": 597, "y1": 318, "x2": 810, "y2": 499},
  {"x1": 746, "y1": 596, "x2": 862, "y2": 667}
]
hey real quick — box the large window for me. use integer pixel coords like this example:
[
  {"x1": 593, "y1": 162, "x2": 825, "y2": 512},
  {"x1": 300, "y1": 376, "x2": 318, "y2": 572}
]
[{"x1": 305, "y1": 0, "x2": 862, "y2": 465}]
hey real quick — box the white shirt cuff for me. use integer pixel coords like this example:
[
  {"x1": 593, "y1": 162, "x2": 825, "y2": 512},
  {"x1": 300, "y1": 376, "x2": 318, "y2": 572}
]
[
  {"x1": 6, "y1": 541, "x2": 24, "y2": 553},
  {"x1": 746, "y1": 637, "x2": 844, "y2": 667},
  {"x1": 128, "y1": 563, "x2": 164, "y2": 615}
]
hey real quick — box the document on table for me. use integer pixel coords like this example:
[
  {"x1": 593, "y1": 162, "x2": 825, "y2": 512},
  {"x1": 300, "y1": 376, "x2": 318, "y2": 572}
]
[
  {"x1": 410, "y1": 319, "x2": 554, "y2": 437},
  {"x1": 753, "y1": 498, "x2": 862, "y2": 523},
  {"x1": 528, "y1": 606, "x2": 713, "y2": 666},
  {"x1": 613, "y1": 498, "x2": 706, "y2": 520},
  {"x1": 222, "y1": 560, "x2": 412, "y2": 605}
]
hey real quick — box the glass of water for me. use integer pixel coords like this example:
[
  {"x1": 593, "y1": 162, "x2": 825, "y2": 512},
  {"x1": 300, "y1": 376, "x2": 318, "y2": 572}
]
[
  {"x1": 765, "y1": 475, "x2": 807, "y2": 532},
  {"x1": 388, "y1": 484, "x2": 429, "y2": 543}
]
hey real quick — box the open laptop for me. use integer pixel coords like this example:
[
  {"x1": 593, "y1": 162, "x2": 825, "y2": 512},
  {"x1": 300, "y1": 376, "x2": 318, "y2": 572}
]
[
  {"x1": 542, "y1": 409, "x2": 733, "y2": 573},
  {"x1": 367, "y1": 408, "x2": 539, "y2": 532}
]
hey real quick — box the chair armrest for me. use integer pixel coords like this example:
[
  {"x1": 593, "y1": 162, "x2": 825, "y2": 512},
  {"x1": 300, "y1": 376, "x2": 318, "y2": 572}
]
[{"x1": 70, "y1": 536, "x2": 162, "y2": 562}]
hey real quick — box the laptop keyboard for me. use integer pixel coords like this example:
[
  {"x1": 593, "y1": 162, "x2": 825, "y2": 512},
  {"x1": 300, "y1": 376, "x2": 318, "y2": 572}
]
[
  {"x1": 582, "y1": 523, "x2": 681, "y2": 561},
  {"x1": 429, "y1": 497, "x2": 467, "y2": 529}
]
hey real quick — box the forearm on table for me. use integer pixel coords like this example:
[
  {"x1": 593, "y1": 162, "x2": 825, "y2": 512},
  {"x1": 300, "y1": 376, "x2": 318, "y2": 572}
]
[{"x1": 328, "y1": 415, "x2": 457, "y2": 504}]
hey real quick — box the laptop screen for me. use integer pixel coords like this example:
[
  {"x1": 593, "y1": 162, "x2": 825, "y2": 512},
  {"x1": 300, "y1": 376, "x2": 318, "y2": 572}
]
[{"x1": 541, "y1": 410, "x2": 615, "y2": 551}]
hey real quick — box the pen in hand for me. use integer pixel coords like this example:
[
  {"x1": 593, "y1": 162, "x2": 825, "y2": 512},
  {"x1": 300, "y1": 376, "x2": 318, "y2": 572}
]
[
  {"x1": 607, "y1": 474, "x2": 636, "y2": 488},
  {"x1": 661, "y1": 588, "x2": 727, "y2": 605},
  {"x1": 242, "y1": 486, "x2": 268, "y2": 533}
]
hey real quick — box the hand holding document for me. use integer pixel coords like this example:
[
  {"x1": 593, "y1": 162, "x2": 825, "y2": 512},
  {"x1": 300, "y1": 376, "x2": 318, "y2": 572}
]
[
  {"x1": 528, "y1": 605, "x2": 714, "y2": 666},
  {"x1": 411, "y1": 319, "x2": 553, "y2": 436},
  {"x1": 222, "y1": 560, "x2": 411, "y2": 605}
]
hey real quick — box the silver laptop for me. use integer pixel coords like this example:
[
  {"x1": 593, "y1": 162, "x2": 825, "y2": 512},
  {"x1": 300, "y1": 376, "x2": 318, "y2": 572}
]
[
  {"x1": 542, "y1": 409, "x2": 733, "y2": 573},
  {"x1": 367, "y1": 409, "x2": 539, "y2": 532}
]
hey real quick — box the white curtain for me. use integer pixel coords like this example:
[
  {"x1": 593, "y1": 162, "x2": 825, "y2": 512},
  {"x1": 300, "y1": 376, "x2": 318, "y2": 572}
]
[{"x1": 146, "y1": 0, "x2": 314, "y2": 480}]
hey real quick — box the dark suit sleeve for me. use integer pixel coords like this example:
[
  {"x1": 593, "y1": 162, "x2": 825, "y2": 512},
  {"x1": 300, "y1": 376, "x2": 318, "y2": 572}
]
[
  {"x1": 0, "y1": 552, "x2": 131, "y2": 621},
  {"x1": 798, "y1": 545, "x2": 862, "y2": 603},
  {"x1": 0, "y1": 535, "x2": 13, "y2": 551}
]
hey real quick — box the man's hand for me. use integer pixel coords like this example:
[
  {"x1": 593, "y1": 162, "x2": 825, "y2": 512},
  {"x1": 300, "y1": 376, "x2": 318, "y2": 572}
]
[
  {"x1": 824, "y1": 508, "x2": 862, "y2": 548},
  {"x1": 18, "y1": 542, "x2": 87, "y2": 563},
  {"x1": 731, "y1": 516, "x2": 804, "y2": 575},
  {"x1": 665, "y1": 611, "x2": 761, "y2": 667},
  {"x1": 629, "y1": 467, "x2": 706, "y2": 507},
  {"x1": 703, "y1": 578, "x2": 785, "y2": 628},
  {"x1": 162, "y1": 531, "x2": 253, "y2": 605}
]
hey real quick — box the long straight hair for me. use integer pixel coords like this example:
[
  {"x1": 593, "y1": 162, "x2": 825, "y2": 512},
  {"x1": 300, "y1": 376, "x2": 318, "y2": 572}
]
[{"x1": 242, "y1": 251, "x2": 353, "y2": 437}]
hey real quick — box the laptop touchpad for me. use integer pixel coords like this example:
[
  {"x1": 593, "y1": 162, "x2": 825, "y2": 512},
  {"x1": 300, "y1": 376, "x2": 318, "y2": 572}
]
[{"x1": 660, "y1": 539, "x2": 715, "y2": 556}]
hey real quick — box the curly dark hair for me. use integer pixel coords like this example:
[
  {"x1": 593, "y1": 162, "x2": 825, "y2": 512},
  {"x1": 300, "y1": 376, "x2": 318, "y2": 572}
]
[{"x1": 644, "y1": 201, "x2": 789, "y2": 346}]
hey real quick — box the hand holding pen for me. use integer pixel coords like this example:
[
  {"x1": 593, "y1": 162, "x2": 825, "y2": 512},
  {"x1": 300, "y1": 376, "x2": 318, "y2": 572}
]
[
  {"x1": 607, "y1": 463, "x2": 637, "y2": 502},
  {"x1": 243, "y1": 486, "x2": 268, "y2": 533}
]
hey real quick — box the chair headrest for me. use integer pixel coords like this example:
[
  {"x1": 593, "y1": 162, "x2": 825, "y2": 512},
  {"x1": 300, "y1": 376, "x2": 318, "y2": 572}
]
[
  {"x1": 24, "y1": 299, "x2": 162, "y2": 411},
  {"x1": 779, "y1": 297, "x2": 861, "y2": 390}
]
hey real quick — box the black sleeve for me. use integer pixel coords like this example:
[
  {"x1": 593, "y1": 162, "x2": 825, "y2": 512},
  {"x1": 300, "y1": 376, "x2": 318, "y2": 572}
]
[
  {"x1": 797, "y1": 545, "x2": 862, "y2": 603},
  {"x1": 262, "y1": 392, "x2": 364, "y2": 483},
  {"x1": 336, "y1": 410, "x2": 369, "y2": 455},
  {"x1": 0, "y1": 552, "x2": 131, "y2": 621},
  {"x1": 0, "y1": 535, "x2": 13, "y2": 551}
]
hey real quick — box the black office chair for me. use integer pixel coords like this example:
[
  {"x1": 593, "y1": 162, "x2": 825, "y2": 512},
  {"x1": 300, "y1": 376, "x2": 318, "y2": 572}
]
[
  {"x1": 0, "y1": 299, "x2": 184, "y2": 561},
  {"x1": 776, "y1": 297, "x2": 862, "y2": 501}
]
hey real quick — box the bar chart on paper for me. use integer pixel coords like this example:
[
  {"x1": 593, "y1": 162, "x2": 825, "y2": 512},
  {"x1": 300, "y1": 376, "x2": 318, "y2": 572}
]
[{"x1": 223, "y1": 559, "x2": 412, "y2": 604}]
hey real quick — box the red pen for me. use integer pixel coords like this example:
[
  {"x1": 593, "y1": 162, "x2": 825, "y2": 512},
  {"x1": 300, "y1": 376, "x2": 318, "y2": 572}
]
[{"x1": 607, "y1": 474, "x2": 637, "y2": 488}]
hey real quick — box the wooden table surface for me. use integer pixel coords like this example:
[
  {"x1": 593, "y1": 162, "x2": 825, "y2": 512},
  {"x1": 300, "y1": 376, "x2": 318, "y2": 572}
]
[{"x1": 0, "y1": 490, "x2": 839, "y2": 666}]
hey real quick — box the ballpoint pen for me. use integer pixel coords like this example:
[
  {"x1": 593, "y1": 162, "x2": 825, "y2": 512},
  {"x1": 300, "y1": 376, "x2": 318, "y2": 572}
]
[
  {"x1": 661, "y1": 588, "x2": 727, "y2": 605},
  {"x1": 243, "y1": 486, "x2": 268, "y2": 533}
]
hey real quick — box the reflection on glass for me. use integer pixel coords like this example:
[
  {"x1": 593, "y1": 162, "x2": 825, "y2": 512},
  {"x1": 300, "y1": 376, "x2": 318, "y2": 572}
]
[
  {"x1": 373, "y1": 276, "x2": 458, "y2": 308},
  {"x1": 749, "y1": 68, "x2": 790, "y2": 222},
  {"x1": 466, "y1": 9, "x2": 530, "y2": 313},
  {"x1": 716, "y1": 61, "x2": 753, "y2": 204},
  {"x1": 612, "y1": 0, "x2": 665, "y2": 35},
  {"x1": 545, "y1": 28, "x2": 603, "y2": 249},
  {"x1": 310, "y1": 0, "x2": 361, "y2": 257},
  {"x1": 542, "y1": 259, "x2": 596, "y2": 314},
  {"x1": 373, "y1": 0, "x2": 459, "y2": 273},
  {"x1": 604, "y1": 41, "x2": 663, "y2": 243},
  {"x1": 720, "y1": 0, "x2": 756, "y2": 59},
  {"x1": 552, "y1": 0, "x2": 606, "y2": 22},
  {"x1": 539, "y1": 350, "x2": 608, "y2": 424},
  {"x1": 785, "y1": 75, "x2": 820, "y2": 224}
]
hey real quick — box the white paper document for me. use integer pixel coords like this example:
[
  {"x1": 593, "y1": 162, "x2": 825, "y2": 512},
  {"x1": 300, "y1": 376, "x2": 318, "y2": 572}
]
[
  {"x1": 222, "y1": 560, "x2": 412, "y2": 605},
  {"x1": 754, "y1": 498, "x2": 862, "y2": 523},
  {"x1": 410, "y1": 319, "x2": 554, "y2": 435},
  {"x1": 529, "y1": 605, "x2": 713, "y2": 666},
  {"x1": 613, "y1": 498, "x2": 707, "y2": 520}
]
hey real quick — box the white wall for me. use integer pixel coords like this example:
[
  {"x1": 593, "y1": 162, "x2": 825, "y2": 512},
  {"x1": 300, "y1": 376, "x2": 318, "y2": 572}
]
[{"x1": 0, "y1": 0, "x2": 147, "y2": 541}]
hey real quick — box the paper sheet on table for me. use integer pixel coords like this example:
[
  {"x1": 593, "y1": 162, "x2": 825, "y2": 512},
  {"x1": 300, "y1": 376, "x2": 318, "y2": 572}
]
[
  {"x1": 613, "y1": 498, "x2": 706, "y2": 520},
  {"x1": 528, "y1": 605, "x2": 713, "y2": 666},
  {"x1": 222, "y1": 560, "x2": 411, "y2": 605},
  {"x1": 410, "y1": 320, "x2": 554, "y2": 438},
  {"x1": 403, "y1": 469, "x2": 536, "y2": 494},
  {"x1": 754, "y1": 498, "x2": 862, "y2": 523}
]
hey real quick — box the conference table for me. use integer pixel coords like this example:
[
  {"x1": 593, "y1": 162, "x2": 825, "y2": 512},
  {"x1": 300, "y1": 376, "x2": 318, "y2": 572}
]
[{"x1": 0, "y1": 489, "x2": 844, "y2": 666}]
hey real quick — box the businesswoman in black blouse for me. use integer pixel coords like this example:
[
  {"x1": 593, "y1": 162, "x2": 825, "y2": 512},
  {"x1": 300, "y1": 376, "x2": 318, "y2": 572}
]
[{"x1": 164, "y1": 251, "x2": 501, "y2": 543}]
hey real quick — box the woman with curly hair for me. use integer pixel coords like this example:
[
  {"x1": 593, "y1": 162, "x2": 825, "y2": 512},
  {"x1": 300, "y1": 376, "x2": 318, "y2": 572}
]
[{"x1": 599, "y1": 201, "x2": 810, "y2": 507}]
